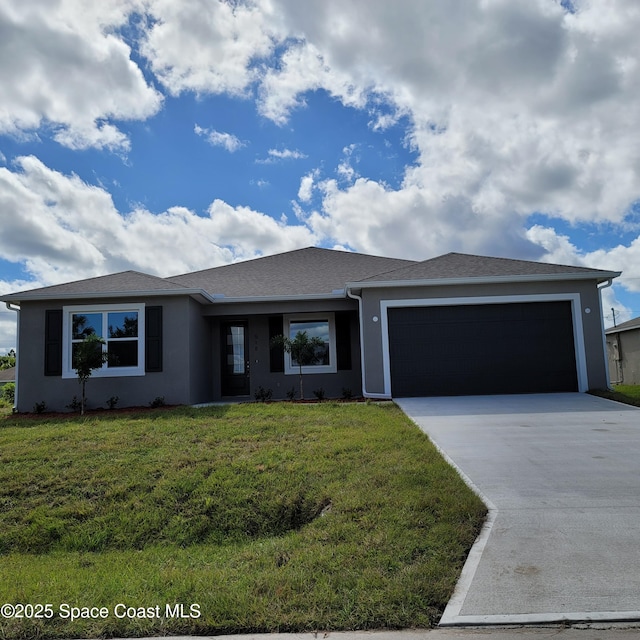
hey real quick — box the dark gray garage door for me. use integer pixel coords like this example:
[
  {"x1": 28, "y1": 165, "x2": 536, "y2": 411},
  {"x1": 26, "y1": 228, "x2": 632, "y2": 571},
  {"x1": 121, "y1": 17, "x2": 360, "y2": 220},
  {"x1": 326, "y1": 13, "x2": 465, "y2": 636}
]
[{"x1": 388, "y1": 301, "x2": 578, "y2": 396}]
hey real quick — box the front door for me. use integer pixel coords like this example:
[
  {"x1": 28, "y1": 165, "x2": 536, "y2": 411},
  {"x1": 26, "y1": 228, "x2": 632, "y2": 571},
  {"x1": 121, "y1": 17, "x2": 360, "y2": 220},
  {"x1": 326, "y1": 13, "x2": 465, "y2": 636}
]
[{"x1": 221, "y1": 321, "x2": 250, "y2": 396}]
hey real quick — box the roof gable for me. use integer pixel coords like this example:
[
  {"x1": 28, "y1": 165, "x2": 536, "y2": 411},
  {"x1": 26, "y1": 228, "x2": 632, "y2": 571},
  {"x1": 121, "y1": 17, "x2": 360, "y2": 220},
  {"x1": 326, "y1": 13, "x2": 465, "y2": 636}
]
[
  {"x1": 2, "y1": 270, "x2": 190, "y2": 302},
  {"x1": 168, "y1": 247, "x2": 417, "y2": 297}
]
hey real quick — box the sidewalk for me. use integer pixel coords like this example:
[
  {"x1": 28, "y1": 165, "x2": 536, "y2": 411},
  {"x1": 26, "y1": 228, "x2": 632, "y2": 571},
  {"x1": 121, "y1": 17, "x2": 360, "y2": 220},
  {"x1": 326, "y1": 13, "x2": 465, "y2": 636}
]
[{"x1": 88, "y1": 626, "x2": 640, "y2": 640}]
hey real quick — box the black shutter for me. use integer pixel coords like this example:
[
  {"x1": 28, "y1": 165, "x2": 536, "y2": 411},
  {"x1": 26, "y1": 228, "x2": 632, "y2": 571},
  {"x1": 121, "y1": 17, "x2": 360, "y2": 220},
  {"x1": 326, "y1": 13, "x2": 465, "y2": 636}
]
[
  {"x1": 145, "y1": 306, "x2": 163, "y2": 372},
  {"x1": 269, "y1": 316, "x2": 284, "y2": 373},
  {"x1": 44, "y1": 309, "x2": 63, "y2": 376},
  {"x1": 335, "y1": 311, "x2": 352, "y2": 371}
]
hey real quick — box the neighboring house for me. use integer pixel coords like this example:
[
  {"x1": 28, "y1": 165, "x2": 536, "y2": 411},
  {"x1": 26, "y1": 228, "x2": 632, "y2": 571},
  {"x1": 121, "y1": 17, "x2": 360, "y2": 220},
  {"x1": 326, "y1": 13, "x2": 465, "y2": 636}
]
[
  {"x1": 605, "y1": 317, "x2": 640, "y2": 385},
  {"x1": 0, "y1": 366, "x2": 15, "y2": 388},
  {"x1": 1, "y1": 247, "x2": 619, "y2": 412}
]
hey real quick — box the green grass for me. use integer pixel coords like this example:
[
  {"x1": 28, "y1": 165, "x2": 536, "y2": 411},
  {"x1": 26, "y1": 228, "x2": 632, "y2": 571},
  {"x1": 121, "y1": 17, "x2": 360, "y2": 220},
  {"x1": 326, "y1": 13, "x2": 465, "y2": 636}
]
[
  {"x1": 590, "y1": 384, "x2": 640, "y2": 407},
  {"x1": 0, "y1": 403, "x2": 486, "y2": 639}
]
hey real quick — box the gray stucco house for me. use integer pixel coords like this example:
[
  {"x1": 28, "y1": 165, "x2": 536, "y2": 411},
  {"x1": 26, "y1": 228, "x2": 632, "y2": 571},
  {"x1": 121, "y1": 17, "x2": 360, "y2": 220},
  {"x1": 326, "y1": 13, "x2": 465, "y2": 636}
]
[
  {"x1": 605, "y1": 317, "x2": 640, "y2": 385},
  {"x1": 1, "y1": 247, "x2": 619, "y2": 412}
]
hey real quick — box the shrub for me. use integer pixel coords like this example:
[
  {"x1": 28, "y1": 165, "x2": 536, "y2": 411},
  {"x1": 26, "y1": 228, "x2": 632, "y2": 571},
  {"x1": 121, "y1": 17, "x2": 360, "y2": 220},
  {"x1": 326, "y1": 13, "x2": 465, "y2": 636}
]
[
  {"x1": 341, "y1": 387, "x2": 353, "y2": 400},
  {"x1": 66, "y1": 396, "x2": 82, "y2": 412},
  {"x1": 1, "y1": 382, "x2": 15, "y2": 405},
  {"x1": 254, "y1": 386, "x2": 273, "y2": 402},
  {"x1": 106, "y1": 396, "x2": 119, "y2": 410},
  {"x1": 149, "y1": 396, "x2": 165, "y2": 408},
  {"x1": 33, "y1": 401, "x2": 47, "y2": 414},
  {"x1": 312, "y1": 387, "x2": 325, "y2": 401},
  {"x1": 286, "y1": 387, "x2": 297, "y2": 401}
]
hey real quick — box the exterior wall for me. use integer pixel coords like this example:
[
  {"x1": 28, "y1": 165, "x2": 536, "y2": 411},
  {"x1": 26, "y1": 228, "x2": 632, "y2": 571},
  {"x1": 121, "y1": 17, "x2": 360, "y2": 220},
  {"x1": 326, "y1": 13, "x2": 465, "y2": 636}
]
[
  {"x1": 358, "y1": 279, "x2": 611, "y2": 397},
  {"x1": 16, "y1": 276, "x2": 609, "y2": 409},
  {"x1": 606, "y1": 329, "x2": 640, "y2": 385},
  {"x1": 207, "y1": 300, "x2": 362, "y2": 401},
  {"x1": 16, "y1": 296, "x2": 194, "y2": 412},
  {"x1": 15, "y1": 295, "x2": 361, "y2": 411},
  {"x1": 187, "y1": 297, "x2": 213, "y2": 404}
]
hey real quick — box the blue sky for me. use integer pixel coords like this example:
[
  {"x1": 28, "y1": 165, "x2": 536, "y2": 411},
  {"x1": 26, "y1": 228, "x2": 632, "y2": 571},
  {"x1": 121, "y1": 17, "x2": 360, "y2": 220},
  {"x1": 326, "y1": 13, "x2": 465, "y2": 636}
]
[{"x1": 1, "y1": 0, "x2": 640, "y2": 352}]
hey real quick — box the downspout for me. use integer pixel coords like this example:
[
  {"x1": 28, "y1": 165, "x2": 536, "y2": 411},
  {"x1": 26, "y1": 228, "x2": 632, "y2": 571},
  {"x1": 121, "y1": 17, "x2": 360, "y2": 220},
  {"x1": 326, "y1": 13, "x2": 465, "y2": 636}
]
[
  {"x1": 5, "y1": 303, "x2": 19, "y2": 411},
  {"x1": 346, "y1": 288, "x2": 389, "y2": 399},
  {"x1": 597, "y1": 279, "x2": 615, "y2": 390}
]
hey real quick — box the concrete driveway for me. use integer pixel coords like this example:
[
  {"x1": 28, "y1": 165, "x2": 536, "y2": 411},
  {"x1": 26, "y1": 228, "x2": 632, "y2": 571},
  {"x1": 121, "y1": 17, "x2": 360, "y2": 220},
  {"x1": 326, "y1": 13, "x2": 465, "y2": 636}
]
[{"x1": 396, "y1": 393, "x2": 640, "y2": 626}]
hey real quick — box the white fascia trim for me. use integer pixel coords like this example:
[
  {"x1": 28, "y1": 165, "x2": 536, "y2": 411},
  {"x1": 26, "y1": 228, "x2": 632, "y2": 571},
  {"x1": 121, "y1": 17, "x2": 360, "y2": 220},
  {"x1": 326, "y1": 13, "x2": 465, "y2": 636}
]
[
  {"x1": 2, "y1": 289, "x2": 213, "y2": 304},
  {"x1": 379, "y1": 293, "x2": 589, "y2": 397},
  {"x1": 348, "y1": 271, "x2": 621, "y2": 290},
  {"x1": 211, "y1": 292, "x2": 347, "y2": 304}
]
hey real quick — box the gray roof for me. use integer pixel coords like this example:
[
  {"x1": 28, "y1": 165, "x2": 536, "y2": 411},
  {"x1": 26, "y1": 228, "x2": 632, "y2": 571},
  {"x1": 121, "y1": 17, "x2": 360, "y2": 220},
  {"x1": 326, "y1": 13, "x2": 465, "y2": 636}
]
[
  {"x1": 2, "y1": 270, "x2": 192, "y2": 302},
  {"x1": 605, "y1": 316, "x2": 640, "y2": 335},
  {"x1": 356, "y1": 252, "x2": 620, "y2": 285},
  {"x1": 168, "y1": 247, "x2": 416, "y2": 297},
  {"x1": 0, "y1": 367, "x2": 15, "y2": 383},
  {"x1": 0, "y1": 248, "x2": 620, "y2": 303}
]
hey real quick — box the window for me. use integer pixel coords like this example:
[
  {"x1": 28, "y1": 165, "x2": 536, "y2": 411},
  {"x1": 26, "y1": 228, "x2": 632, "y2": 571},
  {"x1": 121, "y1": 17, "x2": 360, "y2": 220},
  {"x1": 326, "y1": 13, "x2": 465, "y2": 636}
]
[
  {"x1": 62, "y1": 304, "x2": 145, "y2": 378},
  {"x1": 283, "y1": 313, "x2": 337, "y2": 375}
]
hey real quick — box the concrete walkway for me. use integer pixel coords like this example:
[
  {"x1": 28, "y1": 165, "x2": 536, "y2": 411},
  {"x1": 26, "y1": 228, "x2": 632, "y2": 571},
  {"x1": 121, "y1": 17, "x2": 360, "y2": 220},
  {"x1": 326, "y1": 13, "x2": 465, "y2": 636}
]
[
  {"x1": 93, "y1": 626, "x2": 640, "y2": 640},
  {"x1": 396, "y1": 394, "x2": 640, "y2": 626}
]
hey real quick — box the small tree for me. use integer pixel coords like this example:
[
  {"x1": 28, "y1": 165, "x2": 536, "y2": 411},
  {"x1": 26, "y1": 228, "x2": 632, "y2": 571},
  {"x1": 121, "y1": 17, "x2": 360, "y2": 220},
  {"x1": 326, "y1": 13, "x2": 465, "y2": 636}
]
[
  {"x1": 271, "y1": 330, "x2": 325, "y2": 400},
  {"x1": 0, "y1": 353, "x2": 16, "y2": 370},
  {"x1": 74, "y1": 334, "x2": 108, "y2": 415}
]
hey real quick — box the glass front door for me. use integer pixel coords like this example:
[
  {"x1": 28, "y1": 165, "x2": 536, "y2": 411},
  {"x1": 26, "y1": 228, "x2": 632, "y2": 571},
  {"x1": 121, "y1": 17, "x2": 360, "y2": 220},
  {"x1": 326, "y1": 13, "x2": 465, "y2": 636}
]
[{"x1": 221, "y1": 321, "x2": 250, "y2": 396}]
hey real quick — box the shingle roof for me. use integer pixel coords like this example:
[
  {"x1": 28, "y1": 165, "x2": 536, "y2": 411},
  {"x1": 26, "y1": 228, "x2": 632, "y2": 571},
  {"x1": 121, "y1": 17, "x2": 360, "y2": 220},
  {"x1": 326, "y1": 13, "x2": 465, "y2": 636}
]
[
  {"x1": 0, "y1": 367, "x2": 15, "y2": 383},
  {"x1": 2, "y1": 271, "x2": 191, "y2": 302},
  {"x1": 0, "y1": 248, "x2": 620, "y2": 303},
  {"x1": 357, "y1": 252, "x2": 619, "y2": 284},
  {"x1": 168, "y1": 247, "x2": 416, "y2": 297}
]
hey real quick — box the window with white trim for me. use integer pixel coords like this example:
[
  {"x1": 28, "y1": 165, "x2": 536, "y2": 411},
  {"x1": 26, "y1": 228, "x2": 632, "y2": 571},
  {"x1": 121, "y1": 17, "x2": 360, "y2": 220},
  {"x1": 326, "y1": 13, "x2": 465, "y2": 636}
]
[
  {"x1": 283, "y1": 312, "x2": 337, "y2": 375},
  {"x1": 62, "y1": 304, "x2": 145, "y2": 378}
]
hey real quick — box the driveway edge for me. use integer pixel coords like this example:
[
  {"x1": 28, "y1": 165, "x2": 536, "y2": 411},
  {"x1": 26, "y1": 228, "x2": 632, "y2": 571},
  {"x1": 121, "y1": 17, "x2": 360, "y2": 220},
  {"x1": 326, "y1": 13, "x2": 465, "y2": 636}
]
[
  {"x1": 397, "y1": 395, "x2": 640, "y2": 627},
  {"x1": 395, "y1": 401, "x2": 498, "y2": 627}
]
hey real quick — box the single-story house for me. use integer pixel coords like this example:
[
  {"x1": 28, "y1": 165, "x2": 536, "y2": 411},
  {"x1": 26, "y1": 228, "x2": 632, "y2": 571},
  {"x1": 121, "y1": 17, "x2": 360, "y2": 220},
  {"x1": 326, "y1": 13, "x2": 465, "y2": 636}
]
[
  {"x1": 1, "y1": 247, "x2": 619, "y2": 412},
  {"x1": 605, "y1": 317, "x2": 640, "y2": 385}
]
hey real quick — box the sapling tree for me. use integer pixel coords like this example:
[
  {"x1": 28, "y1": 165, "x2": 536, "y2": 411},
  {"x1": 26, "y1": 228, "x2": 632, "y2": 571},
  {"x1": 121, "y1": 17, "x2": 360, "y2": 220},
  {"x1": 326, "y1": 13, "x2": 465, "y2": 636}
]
[
  {"x1": 74, "y1": 334, "x2": 109, "y2": 415},
  {"x1": 271, "y1": 330, "x2": 326, "y2": 400}
]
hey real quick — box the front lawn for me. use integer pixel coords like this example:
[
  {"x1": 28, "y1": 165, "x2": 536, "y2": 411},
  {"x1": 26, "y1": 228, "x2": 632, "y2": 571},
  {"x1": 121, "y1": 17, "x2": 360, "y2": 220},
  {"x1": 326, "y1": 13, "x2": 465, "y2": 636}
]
[
  {"x1": 0, "y1": 403, "x2": 485, "y2": 639},
  {"x1": 590, "y1": 384, "x2": 640, "y2": 407}
]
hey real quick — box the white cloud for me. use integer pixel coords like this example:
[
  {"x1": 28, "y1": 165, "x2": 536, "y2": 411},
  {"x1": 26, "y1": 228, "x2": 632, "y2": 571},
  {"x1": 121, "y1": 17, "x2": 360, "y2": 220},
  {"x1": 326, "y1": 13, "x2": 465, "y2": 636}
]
[
  {"x1": 0, "y1": 0, "x2": 162, "y2": 151},
  {"x1": 0, "y1": 156, "x2": 317, "y2": 288},
  {"x1": 141, "y1": 0, "x2": 278, "y2": 97},
  {"x1": 255, "y1": 0, "x2": 640, "y2": 268},
  {"x1": 256, "y1": 147, "x2": 309, "y2": 164},
  {"x1": 194, "y1": 125, "x2": 245, "y2": 152},
  {"x1": 257, "y1": 40, "x2": 369, "y2": 124},
  {"x1": 298, "y1": 171, "x2": 316, "y2": 202},
  {"x1": 0, "y1": 309, "x2": 17, "y2": 354},
  {"x1": 3, "y1": 0, "x2": 640, "y2": 342},
  {"x1": 267, "y1": 148, "x2": 307, "y2": 160}
]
